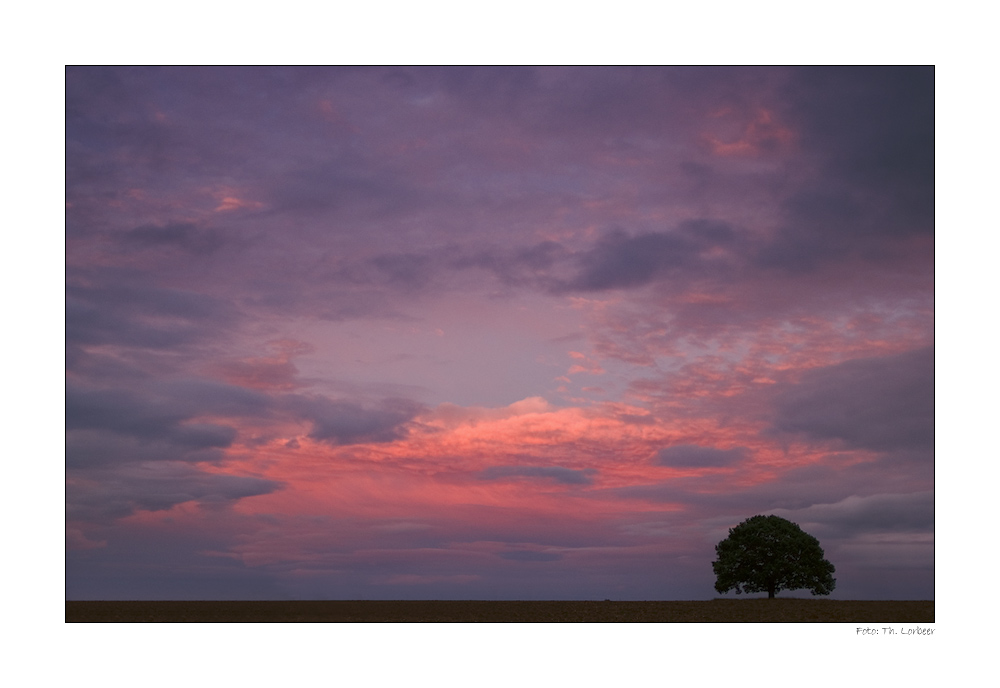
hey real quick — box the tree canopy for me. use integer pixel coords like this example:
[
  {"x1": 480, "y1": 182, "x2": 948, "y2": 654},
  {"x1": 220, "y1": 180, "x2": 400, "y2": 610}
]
[{"x1": 712, "y1": 515, "x2": 836, "y2": 598}]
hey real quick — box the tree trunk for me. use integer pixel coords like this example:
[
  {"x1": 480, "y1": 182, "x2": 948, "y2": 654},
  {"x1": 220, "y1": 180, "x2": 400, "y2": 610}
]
[{"x1": 768, "y1": 582, "x2": 775, "y2": 598}]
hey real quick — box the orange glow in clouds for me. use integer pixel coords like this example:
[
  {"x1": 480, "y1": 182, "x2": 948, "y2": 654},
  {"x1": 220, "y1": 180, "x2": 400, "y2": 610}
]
[
  {"x1": 218, "y1": 394, "x2": 817, "y2": 522},
  {"x1": 704, "y1": 108, "x2": 796, "y2": 157}
]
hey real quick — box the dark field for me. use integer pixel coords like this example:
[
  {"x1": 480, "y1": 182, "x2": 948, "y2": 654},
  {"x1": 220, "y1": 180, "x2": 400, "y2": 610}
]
[{"x1": 66, "y1": 599, "x2": 933, "y2": 623}]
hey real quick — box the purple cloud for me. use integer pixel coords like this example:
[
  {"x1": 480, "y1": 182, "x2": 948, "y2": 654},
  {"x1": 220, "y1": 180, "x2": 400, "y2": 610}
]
[
  {"x1": 479, "y1": 466, "x2": 597, "y2": 485},
  {"x1": 772, "y1": 347, "x2": 934, "y2": 452}
]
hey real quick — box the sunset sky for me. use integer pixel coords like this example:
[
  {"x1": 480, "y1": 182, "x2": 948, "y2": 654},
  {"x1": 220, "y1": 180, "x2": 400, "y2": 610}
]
[{"x1": 65, "y1": 66, "x2": 934, "y2": 600}]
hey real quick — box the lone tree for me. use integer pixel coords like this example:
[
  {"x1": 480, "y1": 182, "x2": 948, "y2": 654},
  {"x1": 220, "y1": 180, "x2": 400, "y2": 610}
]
[{"x1": 712, "y1": 515, "x2": 835, "y2": 598}]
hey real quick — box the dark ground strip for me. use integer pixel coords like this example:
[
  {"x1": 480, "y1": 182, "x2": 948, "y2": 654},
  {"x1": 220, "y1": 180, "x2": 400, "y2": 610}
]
[{"x1": 66, "y1": 599, "x2": 934, "y2": 623}]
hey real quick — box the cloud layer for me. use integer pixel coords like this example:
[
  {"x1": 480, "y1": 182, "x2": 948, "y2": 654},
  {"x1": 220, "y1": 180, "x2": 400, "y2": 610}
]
[{"x1": 66, "y1": 67, "x2": 933, "y2": 600}]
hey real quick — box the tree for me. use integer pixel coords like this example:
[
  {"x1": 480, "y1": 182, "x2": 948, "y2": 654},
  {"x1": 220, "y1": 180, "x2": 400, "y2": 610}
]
[{"x1": 712, "y1": 515, "x2": 835, "y2": 598}]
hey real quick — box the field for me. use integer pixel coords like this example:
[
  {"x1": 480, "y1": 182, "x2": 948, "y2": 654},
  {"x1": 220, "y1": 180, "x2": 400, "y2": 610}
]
[{"x1": 66, "y1": 599, "x2": 933, "y2": 623}]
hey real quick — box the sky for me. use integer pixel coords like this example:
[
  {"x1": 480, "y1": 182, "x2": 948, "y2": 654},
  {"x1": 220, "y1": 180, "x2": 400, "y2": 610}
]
[{"x1": 65, "y1": 66, "x2": 934, "y2": 600}]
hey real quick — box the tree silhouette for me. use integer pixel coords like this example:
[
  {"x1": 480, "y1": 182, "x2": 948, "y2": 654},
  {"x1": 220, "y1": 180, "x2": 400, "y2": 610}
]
[{"x1": 712, "y1": 515, "x2": 835, "y2": 598}]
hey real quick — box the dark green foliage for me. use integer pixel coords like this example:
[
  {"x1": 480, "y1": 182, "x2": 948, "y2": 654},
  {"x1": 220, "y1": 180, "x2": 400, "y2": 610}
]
[{"x1": 713, "y1": 515, "x2": 836, "y2": 598}]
